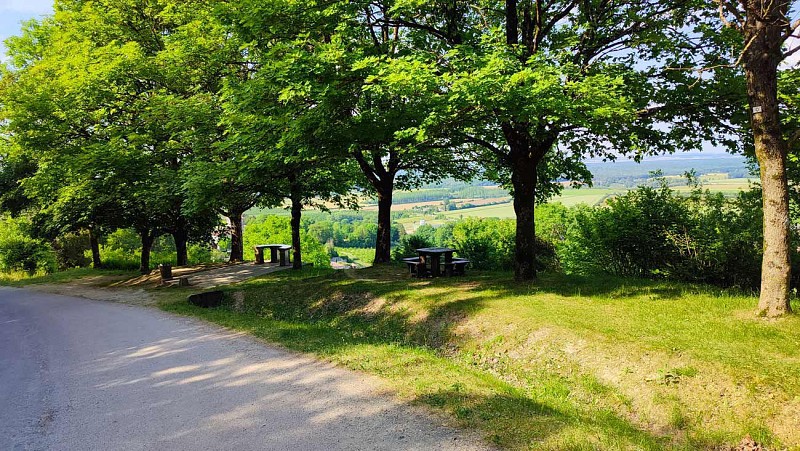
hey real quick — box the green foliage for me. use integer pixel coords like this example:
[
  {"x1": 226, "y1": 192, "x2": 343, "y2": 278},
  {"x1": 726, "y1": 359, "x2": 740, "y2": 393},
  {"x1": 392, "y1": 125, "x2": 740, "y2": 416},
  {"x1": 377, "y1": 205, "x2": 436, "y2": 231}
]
[
  {"x1": 559, "y1": 183, "x2": 768, "y2": 289},
  {"x1": 300, "y1": 215, "x2": 403, "y2": 249},
  {"x1": 453, "y1": 218, "x2": 550, "y2": 271},
  {"x1": 243, "y1": 216, "x2": 330, "y2": 268},
  {"x1": 0, "y1": 216, "x2": 56, "y2": 273},
  {"x1": 53, "y1": 232, "x2": 91, "y2": 269},
  {"x1": 392, "y1": 234, "x2": 433, "y2": 261},
  {"x1": 98, "y1": 228, "x2": 219, "y2": 270}
]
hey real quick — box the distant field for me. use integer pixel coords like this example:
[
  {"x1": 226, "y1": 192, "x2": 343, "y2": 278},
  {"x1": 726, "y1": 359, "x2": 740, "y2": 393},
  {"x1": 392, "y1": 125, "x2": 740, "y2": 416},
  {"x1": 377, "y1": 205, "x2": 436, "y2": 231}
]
[
  {"x1": 397, "y1": 179, "x2": 756, "y2": 225},
  {"x1": 247, "y1": 178, "x2": 756, "y2": 226},
  {"x1": 441, "y1": 203, "x2": 516, "y2": 219}
]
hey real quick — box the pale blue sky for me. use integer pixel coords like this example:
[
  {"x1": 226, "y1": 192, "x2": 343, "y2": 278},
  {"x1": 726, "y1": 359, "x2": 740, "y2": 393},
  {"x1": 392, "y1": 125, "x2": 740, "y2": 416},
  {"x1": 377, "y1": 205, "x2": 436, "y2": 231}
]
[{"x1": 0, "y1": 0, "x2": 53, "y2": 61}]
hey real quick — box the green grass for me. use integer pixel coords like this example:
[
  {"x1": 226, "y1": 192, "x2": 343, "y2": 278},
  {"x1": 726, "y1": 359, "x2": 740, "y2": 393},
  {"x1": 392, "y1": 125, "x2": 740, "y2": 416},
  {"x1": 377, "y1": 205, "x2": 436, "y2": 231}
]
[
  {"x1": 335, "y1": 247, "x2": 375, "y2": 267},
  {"x1": 157, "y1": 266, "x2": 800, "y2": 450},
  {"x1": 0, "y1": 267, "x2": 137, "y2": 286}
]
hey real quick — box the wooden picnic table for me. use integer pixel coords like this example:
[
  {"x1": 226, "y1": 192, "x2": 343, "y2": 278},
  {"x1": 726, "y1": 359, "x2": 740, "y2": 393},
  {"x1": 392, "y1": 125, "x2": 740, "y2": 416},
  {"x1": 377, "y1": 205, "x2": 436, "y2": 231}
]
[
  {"x1": 416, "y1": 247, "x2": 455, "y2": 278},
  {"x1": 254, "y1": 244, "x2": 292, "y2": 266}
]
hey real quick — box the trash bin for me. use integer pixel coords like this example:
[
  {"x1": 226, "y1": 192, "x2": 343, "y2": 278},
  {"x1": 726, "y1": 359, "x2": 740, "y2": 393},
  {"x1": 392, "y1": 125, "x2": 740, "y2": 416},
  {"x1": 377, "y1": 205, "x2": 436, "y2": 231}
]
[{"x1": 159, "y1": 264, "x2": 173, "y2": 281}]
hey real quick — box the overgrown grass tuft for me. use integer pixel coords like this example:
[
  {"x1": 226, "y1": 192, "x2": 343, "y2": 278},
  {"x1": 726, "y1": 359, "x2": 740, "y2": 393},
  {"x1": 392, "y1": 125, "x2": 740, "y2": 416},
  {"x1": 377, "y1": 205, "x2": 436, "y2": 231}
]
[{"x1": 157, "y1": 266, "x2": 800, "y2": 450}]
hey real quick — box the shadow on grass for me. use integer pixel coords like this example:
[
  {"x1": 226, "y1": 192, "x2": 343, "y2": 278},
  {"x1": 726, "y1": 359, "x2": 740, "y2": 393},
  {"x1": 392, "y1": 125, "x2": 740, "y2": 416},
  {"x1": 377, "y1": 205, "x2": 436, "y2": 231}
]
[
  {"x1": 417, "y1": 389, "x2": 668, "y2": 450},
  {"x1": 459, "y1": 269, "x2": 758, "y2": 303},
  {"x1": 157, "y1": 265, "x2": 692, "y2": 449}
]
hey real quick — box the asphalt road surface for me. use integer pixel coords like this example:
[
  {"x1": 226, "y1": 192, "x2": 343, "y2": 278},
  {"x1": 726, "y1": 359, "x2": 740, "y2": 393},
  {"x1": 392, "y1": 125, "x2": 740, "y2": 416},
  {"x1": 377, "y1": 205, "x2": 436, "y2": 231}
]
[{"x1": 0, "y1": 287, "x2": 487, "y2": 451}]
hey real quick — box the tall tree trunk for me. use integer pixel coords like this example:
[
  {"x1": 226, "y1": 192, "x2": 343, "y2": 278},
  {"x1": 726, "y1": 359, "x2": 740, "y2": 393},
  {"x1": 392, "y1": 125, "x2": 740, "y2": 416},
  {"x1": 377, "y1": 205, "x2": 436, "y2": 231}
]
[
  {"x1": 173, "y1": 228, "x2": 189, "y2": 267},
  {"x1": 228, "y1": 210, "x2": 245, "y2": 263},
  {"x1": 504, "y1": 122, "x2": 553, "y2": 282},
  {"x1": 290, "y1": 193, "x2": 303, "y2": 270},
  {"x1": 742, "y1": 0, "x2": 792, "y2": 317},
  {"x1": 139, "y1": 229, "x2": 155, "y2": 275},
  {"x1": 374, "y1": 183, "x2": 394, "y2": 264},
  {"x1": 511, "y1": 152, "x2": 538, "y2": 281},
  {"x1": 88, "y1": 228, "x2": 102, "y2": 269}
]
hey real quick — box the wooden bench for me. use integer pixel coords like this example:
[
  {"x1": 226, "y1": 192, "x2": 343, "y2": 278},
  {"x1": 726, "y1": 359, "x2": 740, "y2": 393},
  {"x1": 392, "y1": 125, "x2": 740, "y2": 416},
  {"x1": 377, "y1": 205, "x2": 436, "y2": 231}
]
[
  {"x1": 443, "y1": 258, "x2": 470, "y2": 276},
  {"x1": 402, "y1": 257, "x2": 429, "y2": 278}
]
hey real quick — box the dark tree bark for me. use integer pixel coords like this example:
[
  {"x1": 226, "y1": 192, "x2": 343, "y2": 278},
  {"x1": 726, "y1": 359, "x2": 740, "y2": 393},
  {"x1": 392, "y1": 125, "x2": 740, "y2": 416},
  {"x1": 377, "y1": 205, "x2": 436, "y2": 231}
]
[
  {"x1": 290, "y1": 194, "x2": 303, "y2": 270},
  {"x1": 504, "y1": 122, "x2": 553, "y2": 281},
  {"x1": 375, "y1": 184, "x2": 394, "y2": 264},
  {"x1": 510, "y1": 154, "x2": 538, "y2": 281},
  {"x1": 88, "y1": 228, "x2": 102, "y2": 269},
  {"x1": 227, "y1": 210, "x2": 245, "y2": 263},
  {"x1": 740, "y1": 0, "x2": 793, "y2": 316},
  {"x1": 352, "y1": 149, "x2": 398, "y2": 264},
  {"x1": 139, "y1": 229, "x2": 155, "y2": 275},
  {"x1": 173, "y1": 227, "x2": 189, "y2": 267}
]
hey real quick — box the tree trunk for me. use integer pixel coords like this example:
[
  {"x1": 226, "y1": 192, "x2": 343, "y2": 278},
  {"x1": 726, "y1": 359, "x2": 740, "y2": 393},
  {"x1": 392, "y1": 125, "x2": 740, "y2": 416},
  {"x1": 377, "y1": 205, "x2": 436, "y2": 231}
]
[
  {"x1": 139, "y1": 230, "x2": 155, "y2": 275},
  {"x1": 511, "y1": 153, "x2": 538, "y2": 281},
  {"x1": 88, "y1": 228, "x2": 102, "y2": 269},
  {"x1": 173, "y1": 228, "x2": 188, "y2": 267},
  {"x1": 290, "y1": 194, "x2": 303, "y2": 270},
  {"x1": 742, "y1": 1, "x2": 793, "y2": 317},
  {"x1": 374, "y1": 185, "x2": 393, "y2": 264},
  {"x1": 228, "y1": 211, "x2": 245, "y2": 263}
]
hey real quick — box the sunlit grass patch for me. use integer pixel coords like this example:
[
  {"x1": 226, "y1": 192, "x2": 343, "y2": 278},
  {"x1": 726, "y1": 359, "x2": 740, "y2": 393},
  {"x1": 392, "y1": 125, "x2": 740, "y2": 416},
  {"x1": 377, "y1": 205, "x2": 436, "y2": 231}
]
[{"x1": 158, "y1": 265, "x2": 800, "y2": 449}]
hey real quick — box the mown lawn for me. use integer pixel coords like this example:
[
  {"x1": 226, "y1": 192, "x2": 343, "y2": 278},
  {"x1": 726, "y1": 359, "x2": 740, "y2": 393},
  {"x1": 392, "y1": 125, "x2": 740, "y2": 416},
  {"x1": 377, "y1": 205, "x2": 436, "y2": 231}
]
[{"x1": 157, "y1": 266, "x2": 800, "y2": 450}]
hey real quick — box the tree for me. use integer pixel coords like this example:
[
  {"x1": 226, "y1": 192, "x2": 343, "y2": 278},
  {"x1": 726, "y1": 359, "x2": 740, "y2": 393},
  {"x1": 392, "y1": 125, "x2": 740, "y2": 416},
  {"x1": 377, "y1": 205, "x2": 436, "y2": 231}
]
[
  {"x1": 385, "y1": 1, "x2": 711, "y2": 280},
  {"x1": 224, "y1": 0, "x2": 474, "y2": 264},
  {"x1": 184, "y1": 160, "x2": 264, "y2": 262},
  {"x1": 1, "y1": 1, "x2": 235, "y2": 273},
  {"x1": 714, "y1": 0, "x2": 798, "y2": 316}
]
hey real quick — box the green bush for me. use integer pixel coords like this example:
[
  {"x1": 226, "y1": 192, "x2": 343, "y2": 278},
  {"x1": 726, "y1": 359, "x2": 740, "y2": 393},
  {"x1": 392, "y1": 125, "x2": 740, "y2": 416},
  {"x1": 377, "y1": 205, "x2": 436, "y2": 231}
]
[
  {"x1": 54, "y1": 232, "x2": 92, "y2": 269},
  {"x1": 558, "y1": 183, "x2": 770, "y2": 290},
  {"x1": 0, "y1": 216, "x2": 56, "y2": 274},
  {"x1": 450, "y1": 218, "x2": 557, "y2": 271},
  {"x1": 392, "y1": 234, "x2": 433, "y2": 261},
  {"x1": 99, "y1": 229, "x2": 220, "y2": 270}
]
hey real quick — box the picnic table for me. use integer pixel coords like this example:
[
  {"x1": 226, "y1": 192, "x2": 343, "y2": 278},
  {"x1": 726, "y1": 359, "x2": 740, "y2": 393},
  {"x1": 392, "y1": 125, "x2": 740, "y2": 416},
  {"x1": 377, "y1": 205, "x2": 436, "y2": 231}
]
[
  {"x1": 416, "y1": 247, "x2": 455, "y2": 278},
  {"x1": 254, "y1": 244, "x2": 292, "y2": 266}
]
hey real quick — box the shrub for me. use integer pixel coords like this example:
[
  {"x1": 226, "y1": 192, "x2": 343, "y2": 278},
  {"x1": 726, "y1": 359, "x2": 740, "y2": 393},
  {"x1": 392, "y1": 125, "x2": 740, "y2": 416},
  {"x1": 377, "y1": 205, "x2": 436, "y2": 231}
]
[
  {"x1": 53, "y1": 232, "x2": 92, "y2": 269},
  {"x1": 0, "y1": 236, "x2": 57, "y2": 273},
  {"x1": 560, "y1": 185, "x2": 690, "y2": 277},
  {"x1": 392, "y1": 234, "x2": 434, "y2": 261},
  {"x1": 558, "y1": 182, "x2": 771, "y2": 290},
  {"x1": 0, "y1": 216, "x2": 57, "y2": 274},
  {"x1": 451, "y1": 218, "x2": 557, "y2": 271}
]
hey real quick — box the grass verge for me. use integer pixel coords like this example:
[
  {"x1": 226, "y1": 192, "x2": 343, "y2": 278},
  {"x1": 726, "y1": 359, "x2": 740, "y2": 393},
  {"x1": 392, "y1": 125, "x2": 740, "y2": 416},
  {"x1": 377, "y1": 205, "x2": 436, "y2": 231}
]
[
  {"x1": 0, "y1": 267, "x2": 136, "y2": 287},
  {"x1": 156, "y1": 266, "x2": 800, "y2": 450}
]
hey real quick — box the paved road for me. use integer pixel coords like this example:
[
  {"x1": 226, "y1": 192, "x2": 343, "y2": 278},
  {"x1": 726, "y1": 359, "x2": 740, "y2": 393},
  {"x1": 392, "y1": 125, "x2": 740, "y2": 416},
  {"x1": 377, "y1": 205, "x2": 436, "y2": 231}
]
[{"x1": 0, "y1": 288, "x2": 487, "y2": 451}]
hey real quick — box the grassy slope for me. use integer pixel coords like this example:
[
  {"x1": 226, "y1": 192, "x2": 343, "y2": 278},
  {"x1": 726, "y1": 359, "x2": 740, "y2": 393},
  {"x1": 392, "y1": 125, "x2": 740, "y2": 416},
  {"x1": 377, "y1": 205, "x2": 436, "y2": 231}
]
[
  {"x1": 0, "y1": 268, "x2": 136, "y2": 286},
  {"x1": 158, "y1": 266, "x2": 800, "y2": 450}
]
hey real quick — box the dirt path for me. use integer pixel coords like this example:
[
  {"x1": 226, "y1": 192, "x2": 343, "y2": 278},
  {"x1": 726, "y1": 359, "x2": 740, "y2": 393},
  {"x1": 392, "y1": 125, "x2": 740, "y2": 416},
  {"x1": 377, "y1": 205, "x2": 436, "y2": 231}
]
[
  {"x1": 27, "y1": 263, "x2": 291, "y2": 305},
  {"x1": 0, "y1": 287, "x2": 489, "y2": 451},
  {"x1": 158, "y1": 263, "x2": 290, "y2": 289}
]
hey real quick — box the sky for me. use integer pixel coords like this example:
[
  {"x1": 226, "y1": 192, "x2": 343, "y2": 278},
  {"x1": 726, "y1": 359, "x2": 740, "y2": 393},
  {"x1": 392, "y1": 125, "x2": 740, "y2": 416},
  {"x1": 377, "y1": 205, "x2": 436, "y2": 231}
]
[{"x1": 0, "y1": 0, "x2": 53, "y2": 62}]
